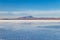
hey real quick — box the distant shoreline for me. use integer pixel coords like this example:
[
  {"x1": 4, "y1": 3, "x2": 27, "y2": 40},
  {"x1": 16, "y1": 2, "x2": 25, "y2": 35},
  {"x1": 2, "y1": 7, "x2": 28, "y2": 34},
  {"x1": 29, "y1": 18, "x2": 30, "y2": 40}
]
[{"x1": 1, "y1": 16, "x2": 60, "y2": 20}]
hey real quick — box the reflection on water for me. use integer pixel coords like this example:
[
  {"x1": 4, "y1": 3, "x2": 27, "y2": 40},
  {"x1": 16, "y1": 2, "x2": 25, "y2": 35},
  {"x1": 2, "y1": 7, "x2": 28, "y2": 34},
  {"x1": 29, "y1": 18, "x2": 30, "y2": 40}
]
[{"x1": 0, "y1": 22, "x2": 60, "y2": 40}]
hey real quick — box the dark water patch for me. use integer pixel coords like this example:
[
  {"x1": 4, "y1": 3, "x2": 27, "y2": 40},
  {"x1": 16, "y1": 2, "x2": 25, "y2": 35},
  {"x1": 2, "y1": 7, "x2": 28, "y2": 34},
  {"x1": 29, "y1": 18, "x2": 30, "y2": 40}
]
[{"x1": 37, "y1": 25, "x2": 60, "y2": 29}]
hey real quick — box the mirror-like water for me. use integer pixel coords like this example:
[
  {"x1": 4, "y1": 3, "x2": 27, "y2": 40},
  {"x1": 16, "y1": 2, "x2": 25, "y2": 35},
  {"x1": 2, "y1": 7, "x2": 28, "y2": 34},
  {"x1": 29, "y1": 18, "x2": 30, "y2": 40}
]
[{"x1": 0, "y1": 22, "x2": 60, "y2": 40}]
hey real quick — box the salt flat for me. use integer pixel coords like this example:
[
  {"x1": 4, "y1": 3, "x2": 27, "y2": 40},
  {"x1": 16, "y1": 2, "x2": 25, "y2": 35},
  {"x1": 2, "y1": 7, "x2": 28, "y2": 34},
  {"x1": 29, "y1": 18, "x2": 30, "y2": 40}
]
[{"x1": 0, "y1": 20, "x2": 60, "y2": 23}]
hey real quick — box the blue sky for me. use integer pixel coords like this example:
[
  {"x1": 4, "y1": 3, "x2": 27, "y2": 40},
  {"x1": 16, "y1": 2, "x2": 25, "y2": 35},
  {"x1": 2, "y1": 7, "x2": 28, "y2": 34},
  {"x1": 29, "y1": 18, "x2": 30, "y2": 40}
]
[{"x1": 0, "y1": 0, "x2": 60, "y2": 18}]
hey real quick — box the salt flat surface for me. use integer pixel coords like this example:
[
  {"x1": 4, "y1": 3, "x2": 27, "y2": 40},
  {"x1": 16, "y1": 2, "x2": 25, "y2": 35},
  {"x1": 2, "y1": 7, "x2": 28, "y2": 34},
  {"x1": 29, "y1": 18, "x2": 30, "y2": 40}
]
[
  {"x1": 0, "y1": 20, "x2": 60, "y2": 40},
  {"x1": 0, "y1": 20, "x2": 60, "y2": 23}
]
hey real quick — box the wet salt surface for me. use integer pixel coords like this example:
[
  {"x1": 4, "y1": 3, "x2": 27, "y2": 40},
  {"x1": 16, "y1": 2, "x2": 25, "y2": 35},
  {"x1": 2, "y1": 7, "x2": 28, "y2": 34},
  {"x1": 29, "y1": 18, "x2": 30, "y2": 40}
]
[{"x1": 0, "y1": 22, "x2": 60, "y2": 40}]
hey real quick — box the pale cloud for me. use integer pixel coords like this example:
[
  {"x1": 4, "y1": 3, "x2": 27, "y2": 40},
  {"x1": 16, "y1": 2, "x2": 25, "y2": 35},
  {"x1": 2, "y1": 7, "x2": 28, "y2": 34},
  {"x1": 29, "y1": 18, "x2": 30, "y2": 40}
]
[
  {"x1": 0, "y1": 11, "x2": 8, "y2": 14},
  {"x1": 10, "y1": 10, "x2": 60, "y2": 15},
  {"x1": 0, "y1": 10, "x2": 60, "y2": 17}
]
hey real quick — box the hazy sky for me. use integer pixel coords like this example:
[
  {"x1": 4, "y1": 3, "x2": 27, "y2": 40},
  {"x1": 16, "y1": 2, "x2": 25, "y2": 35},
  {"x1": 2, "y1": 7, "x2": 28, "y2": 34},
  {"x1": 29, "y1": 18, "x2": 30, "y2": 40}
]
[{"x1": 0, "y1": 0, "x2": 60, "y2": 18}]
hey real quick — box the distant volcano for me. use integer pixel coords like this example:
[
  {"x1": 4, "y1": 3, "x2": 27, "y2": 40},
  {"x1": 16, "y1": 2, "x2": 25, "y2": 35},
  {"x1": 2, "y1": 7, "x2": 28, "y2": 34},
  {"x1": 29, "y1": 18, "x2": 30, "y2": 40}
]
[
  {"x1": 22, "y1": 16, "x2": 34, "y2": 18},
  {"x1": 17, "y1": 16, "x2": 34, "y2": 20}
]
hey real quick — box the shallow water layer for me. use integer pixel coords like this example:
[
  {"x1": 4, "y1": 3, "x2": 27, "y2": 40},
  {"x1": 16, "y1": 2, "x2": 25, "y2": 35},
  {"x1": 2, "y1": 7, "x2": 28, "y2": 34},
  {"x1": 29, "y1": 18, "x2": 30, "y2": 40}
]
[{"x1": 0, "y1": 22, "x2": 60, "y2": 40}]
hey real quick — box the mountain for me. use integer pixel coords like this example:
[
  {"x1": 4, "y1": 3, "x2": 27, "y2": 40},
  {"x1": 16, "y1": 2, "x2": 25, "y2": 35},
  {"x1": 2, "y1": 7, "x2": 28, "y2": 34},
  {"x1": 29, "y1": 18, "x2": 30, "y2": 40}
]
[{"x1": 23, "y1": 16, "x2": 34, "y2": 18}]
